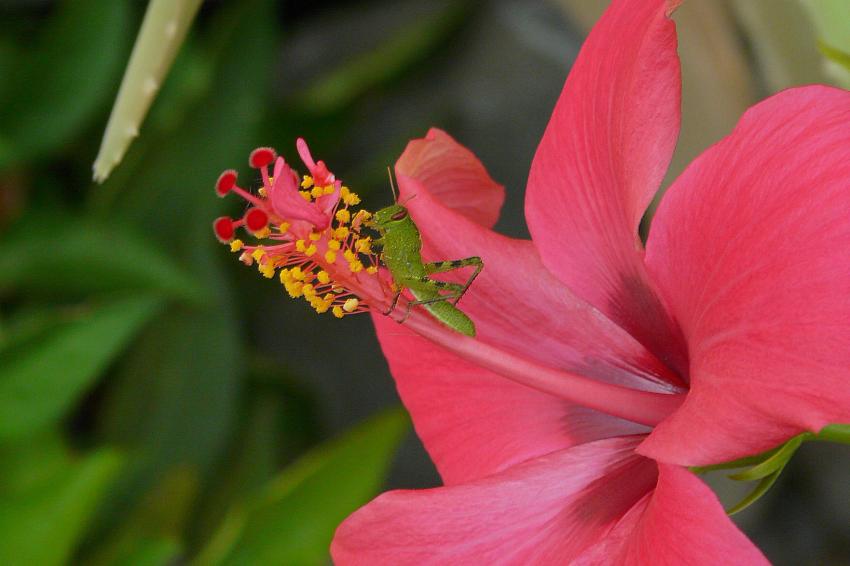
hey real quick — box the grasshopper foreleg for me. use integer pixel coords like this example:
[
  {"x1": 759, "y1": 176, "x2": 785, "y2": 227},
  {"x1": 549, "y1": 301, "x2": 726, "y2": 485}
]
[{"x1": 383, "y1": 288, "x2": 403, "y2": 316}]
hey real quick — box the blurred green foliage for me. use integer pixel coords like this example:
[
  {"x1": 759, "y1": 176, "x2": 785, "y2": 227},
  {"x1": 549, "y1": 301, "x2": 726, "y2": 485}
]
[
  {"x1": 0, "y1": 0, "x2": 132, "y2": 170},
  {"x1": 0, "y1": 0, "x2": 479, "y2": 562},
  {"x1": 801, "y1": 0, "x2": 850, "y2": 86}
]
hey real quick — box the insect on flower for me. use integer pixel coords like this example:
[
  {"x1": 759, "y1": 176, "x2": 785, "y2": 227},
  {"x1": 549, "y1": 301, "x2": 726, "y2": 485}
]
[
  {"x1": 367, "y1": 174, "x2": 483, "y2": 337},
  {"x1": 212, "y1": 140, "x2": 482, "y2": 335}
]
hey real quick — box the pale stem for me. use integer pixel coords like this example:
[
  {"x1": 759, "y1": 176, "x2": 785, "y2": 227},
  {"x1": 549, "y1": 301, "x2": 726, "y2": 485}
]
[{"x1": 402, "y1": 310, "x2": 686, "y2": 427}]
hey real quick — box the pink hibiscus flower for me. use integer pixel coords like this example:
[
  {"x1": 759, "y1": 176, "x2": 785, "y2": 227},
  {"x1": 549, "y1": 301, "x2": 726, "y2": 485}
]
[{"x1": 325, "y1": 0, "x2": 850, "y2": 562}]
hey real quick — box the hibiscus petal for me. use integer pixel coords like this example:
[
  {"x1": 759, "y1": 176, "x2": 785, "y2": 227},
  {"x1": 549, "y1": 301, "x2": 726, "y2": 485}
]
[
  {"x1": 373, "y1": 313, "x2": 647, "y2": 484},
  {"x1": 396, "y1": 128, "x2": 505, "y2": 228},
  {"x1": 576, "y1": 465, "x2": 768, "y2": 565},
  {"x1": 524, "y1": 0, "x2": 687, "y2": 373},
  {"x1": 642, "y1": 86, "x2": 850, "y2": 465},
  {"x1": 331, "y1": 436, "x2": 657, "y2": 565},
  {"x1": 394, "y1": 132, "x2": 683, "y2": 392}
]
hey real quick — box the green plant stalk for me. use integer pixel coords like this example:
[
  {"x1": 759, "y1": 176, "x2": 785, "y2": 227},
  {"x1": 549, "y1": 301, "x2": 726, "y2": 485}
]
[
  {"x1": 812, "y1": 423, "x2": 850, "y2": 445},
  {"x1": 92, "y1": 0, "x2": 202, "y2": 183},
  {"x1": 691, "y1": 423, "x2": 850, "y2": 474}
]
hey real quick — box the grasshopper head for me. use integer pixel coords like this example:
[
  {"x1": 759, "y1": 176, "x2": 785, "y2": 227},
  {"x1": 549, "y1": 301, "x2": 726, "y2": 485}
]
[{"x1": 369, "y1": 204, "x2": 409, "y2": 234}]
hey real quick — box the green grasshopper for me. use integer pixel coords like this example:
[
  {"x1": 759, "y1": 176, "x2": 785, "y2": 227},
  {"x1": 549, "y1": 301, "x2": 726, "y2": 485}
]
[{"x1": 367, "y1": 202, "x2": 483, "y2": 337}]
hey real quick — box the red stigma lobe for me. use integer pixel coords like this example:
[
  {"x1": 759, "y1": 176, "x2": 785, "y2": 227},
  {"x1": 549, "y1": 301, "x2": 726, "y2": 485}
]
[
  {"x1": 249, "y1": 147, "x2": 277, "y2": 168},
  {"x1": 244, "y1": 207, "x2": 269, "y2": 232},
  {"x1": 216, "y1": 169, "x2": 238, "y2": 196},
  {"x1": 214, "y1": 216, "x2": 235, "y2": 242}
]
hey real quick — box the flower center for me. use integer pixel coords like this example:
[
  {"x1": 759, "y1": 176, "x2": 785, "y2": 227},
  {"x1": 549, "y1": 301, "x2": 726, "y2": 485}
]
[
  {"x1": 213, "y1": 140, "x2": 393, "y2": 318},
  {"x1": 212, "y1": 139, "x2": 685, "y2": 426}
]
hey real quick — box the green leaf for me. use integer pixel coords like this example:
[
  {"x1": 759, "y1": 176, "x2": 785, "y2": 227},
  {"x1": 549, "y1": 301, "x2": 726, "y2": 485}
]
[
  {"x1": 195, "y1": 408, "x2": 409, "y2": 566},
  {"x1": 0, "y1": 430, "x2": 69, "y2": 495},
  {"x1": 0, "y1": 0, "x2": 132, "y2": 170},
  {"x1": 729, "y1": 434, "x2": 807, "y2": 482},
  {"x1": 0, "y1": 449, "x2": 123, "y2": 566},
  {"x1": 82, "y1": 466, "x2": 197, "y2": 566},
  {"x1": 93, "y1": 0, "x2": 204, "y2": 183},
  {"x1": 0, "y1": 295, "x2": 162, "y2": 440},
  {"x1": 190, "y1": 389, "x2": 294, "y2": 546},
  {"x1": 94, "y1": 306, "x2": 241, "y2": 534},
  {"x1": 0, "y1": 36, "x2": 16, "y2": 106},
  {"x1": 110, "y1": 538, "x2": 182, "y2": 566},
  {"x1": 689, "y1": 447, "x2": 779, "y2": 475},
  {"x1": 0, "y1": 214, "x2": 206, "y2": 304},
  {"x1": 727, "y1": 468, "x2": 783, "y2": 516},
  {"x1": 189, "y1": 361, "x2": 324, "y2": 545}
]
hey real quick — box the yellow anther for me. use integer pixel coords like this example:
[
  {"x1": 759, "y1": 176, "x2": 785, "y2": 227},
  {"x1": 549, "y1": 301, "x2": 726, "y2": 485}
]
[
  {"x1": 278, "y1": 222, "x2": 290, "y2": 233},
  {"x1": 323, "y1": 185, "x2": 335, "y2": 195},
  {"x1": 323, "y1": 293, "x2": 334, "y2": 301},
  {"x1": 302, "y1": 283, "x2": 316, "y2": 297},
  {"x1": 295, "y1": 240, "x2": 306, "y2": 252},
  {"x1": 366, "y1": 266, "x2": 378, "y2": 274},
  {"x1": 355, "y1": 237, "x2": 372, "y2": 253},
  {"x1": 251, "y1": 247, "x2": 266, "y2": 261},
  {"x1": 299, "y1": 190, "x2": 312, "y2": 202},
  {"x1": 259, "y1": 263, "x2": 276, "y2": 278},
  {"x1": 343, "y1": 249, "x2": 357, "y2": 262},
  {"x1": 311, "y1": 186, "x2": 324, "y2": 199},
  {"x1": 230, "y1": 239, "x2": 244, "y2": 252},
  {"x1": 343, "y1": 298, "x2": 359, "y2": 312},
  {"x1": 279, "y1": 269, "x2": 292, "y2": 284},
  {"x1": 327, "y1": 239, "x2": 341, "y2": 251},
  {"x1": 333, "y1": 226, "x2": 350, "y2": 240},
  {"x1": 309, "y1": 231, "x2": 322, "y2": 241},
  {"x1": 287, "y1": 281, "x2": 304, "y2": 298},
  {"x1": 317, "y1": 270, "x2": 330, "y2": 284},
  {"x1": 332, "y1": 306, "x2": 344, "y2": 318},
  {"x1": 254, "y1": 226, "x2": 271, "y2": 239},
  {"x1": 308, "y1": 295, "x2": 328, "y2": 313},
  {"x1": 349, "y1": 260, "x2": 364, "y2": 273},
  {"x1": 325, "y1": 250, "x2": 337, "y2": 264},
  {"x1": 355, "y1": 210, "x2": 372, "y2": 221},
  {"x1": 301, "y1": 175, "x2": 314, "y2": 188},
  {"x1": 291, "y1": 266, "x2": 305, "y2": 280},
  {"x1": 335, "y1": 209, "x2": 351, "y2": 224},
  {"x1": 343, "y1": 192, "x2": 361, "y2": 206},
  {"x1": 304, "y1": 244, "x2": 317, "y2": 257},
  {"x1": 258, "y1": 187, "x2": 268, "y2": 197}
]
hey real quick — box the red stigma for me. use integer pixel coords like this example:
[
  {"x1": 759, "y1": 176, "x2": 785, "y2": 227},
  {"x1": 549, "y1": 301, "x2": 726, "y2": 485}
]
[
  {"x1": 249, "y1": 147, "x2": 277, "y2": 168},
  {"x1": 244, "y1": 208, "x2": 269, "y2": 231},
  {"x1": 216, "y1": 169, "x2": 238, "y2": 196},
  {"x1": 214, "y1": 216, "x2": 235, "y2": 242}
]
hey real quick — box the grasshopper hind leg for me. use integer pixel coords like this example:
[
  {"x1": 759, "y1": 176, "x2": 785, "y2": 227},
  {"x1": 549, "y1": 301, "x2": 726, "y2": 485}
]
[{"x1": 424, "y1": 256, "x2": 483, "y2": 305}]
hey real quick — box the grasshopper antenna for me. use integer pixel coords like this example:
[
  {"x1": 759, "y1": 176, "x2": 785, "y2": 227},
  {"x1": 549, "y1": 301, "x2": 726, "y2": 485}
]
[
  {"x1": 399, "y1": 193, "x2": 418, "y2": 206},
  {"x1": 387, "y1": 166, "x2": 398, "y2": 203}
]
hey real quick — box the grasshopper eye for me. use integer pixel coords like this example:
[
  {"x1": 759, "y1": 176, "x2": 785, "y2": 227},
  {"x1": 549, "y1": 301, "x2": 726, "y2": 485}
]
[{"x1": 390, "y1": 209, "x2": 408, "y2": 221}]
